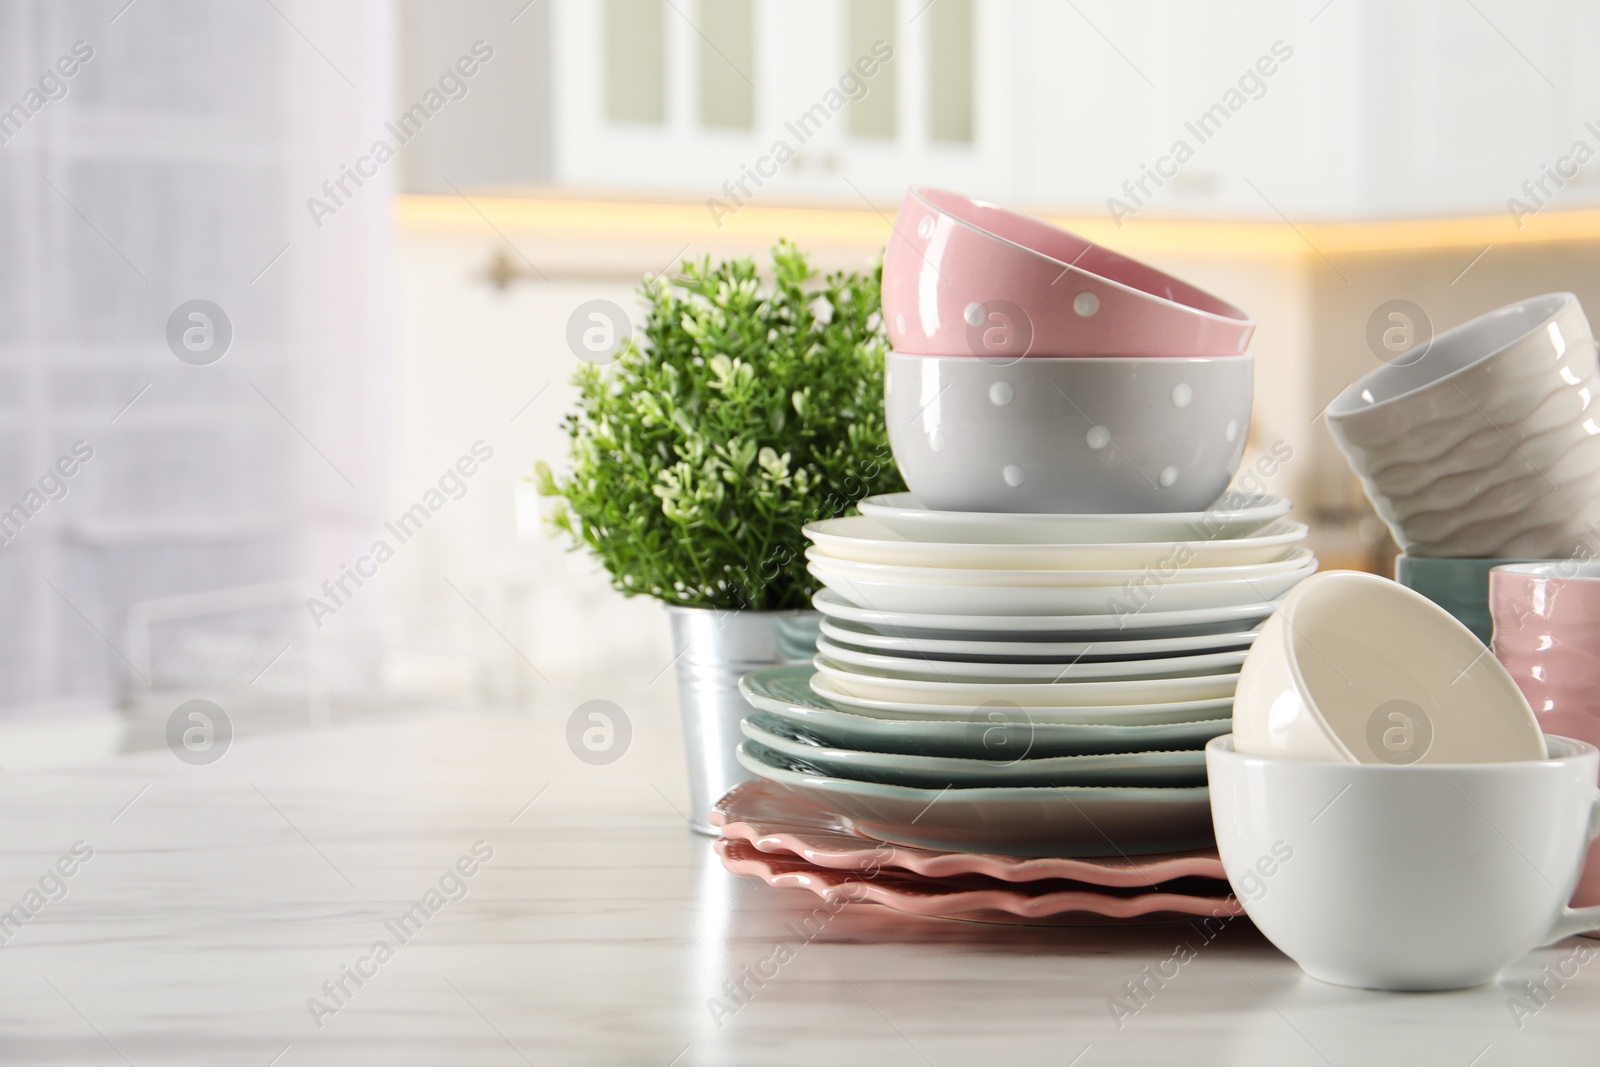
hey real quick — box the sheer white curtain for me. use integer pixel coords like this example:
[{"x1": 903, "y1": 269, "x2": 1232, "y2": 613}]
[{"x1": 0, "y1": 0, "x2": 393, "y2": 717}]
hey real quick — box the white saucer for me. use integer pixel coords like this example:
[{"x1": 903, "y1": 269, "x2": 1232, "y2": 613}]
[
  {"x1": 818, "y1": 617, "x2": 1261, "y2": 662},
  {"x1": 809, "y1": 559, "x2": 1316, "y2": 615},
  {"x1": 856, "y1": 492, "x2": 1291, "y2": 545},
  {"x1": 804, "y1": 515, "x2": 1308, "y2": 569},
  {"x1": 814, "y1": 636, "x2": 1248, "y2": 683},
  {"x1": 807, "y1": 672, "x2": 1234, "y2": 725},
  {"x1": 814, "y1": 656, "x2": 1240, "y2": 707},
  {"x1": 812, "y1": 587, "x2": 1280, "y2": 637},
  {"x1": 805, "y1": 546, "x2": 1313, "y2": 588}
]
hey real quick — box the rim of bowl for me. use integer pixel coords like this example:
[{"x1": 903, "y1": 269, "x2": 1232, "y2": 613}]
[
  {"x1": 1278, "y1": 570, "x2": 1540, "y2": 762},
  {"x1": 1326, "y1": 292, "x2": 1579, "y2": 422},
  {"x1": 1208, "y1": 732, "x2": 1590, "y2": 769},
  {"x1": 887, "y1": 350, "x2": 1255, "y2": 365},
  {"x1": 1492, "y1": 560, "x2": 1600, "y2": 582},
  {"x1": 909, "y1": 187, "x2": 1256, "y2": 329}
]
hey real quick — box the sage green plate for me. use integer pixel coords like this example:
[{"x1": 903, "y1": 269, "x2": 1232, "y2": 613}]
[
  {"x1": 738, "y1": 667, "x2": 1231, "y2": 758},
  {"x1": 741, "y1": 712, "x2": 1207, "y2": 788},
  {"x1": 735, "y1": 740, "x2": 1214, "y2": 857}
]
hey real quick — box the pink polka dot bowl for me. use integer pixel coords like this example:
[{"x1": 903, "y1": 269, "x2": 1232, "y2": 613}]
[{"x1": 882, "y1": 187, "x2": 1256, "y2": 361}]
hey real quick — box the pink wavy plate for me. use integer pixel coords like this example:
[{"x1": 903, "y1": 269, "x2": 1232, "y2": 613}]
[
  {"x1": 717, "y1": 838, "x2": 1242, "y2": 923},
  {"x1": 711, "y1": 779, "x2": 1227, "y2": 886}
]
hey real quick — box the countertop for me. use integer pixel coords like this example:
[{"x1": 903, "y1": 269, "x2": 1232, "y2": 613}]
[{"x1": 3, "y1": 707, "x2": 1596, "y2": 1065}]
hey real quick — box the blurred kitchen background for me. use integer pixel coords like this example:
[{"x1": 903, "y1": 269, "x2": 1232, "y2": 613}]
[{"x1": 2, "y1": 0, "x2": 1597, "y2": 763}]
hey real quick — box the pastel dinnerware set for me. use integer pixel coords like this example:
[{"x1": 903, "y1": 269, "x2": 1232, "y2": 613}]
[
  {"x1": 1211, "y1": 292, "x2": 1600, "y2": 991},
  {"x1": 718, "y1": 189, "x2": 1322, "y2": 924}
]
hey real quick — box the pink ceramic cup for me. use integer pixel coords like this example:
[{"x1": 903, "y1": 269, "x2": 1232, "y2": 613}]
[
  {"x1": 1491, "y1": 560, "x2": 1600, "y2": 907},
  {"x1": 882, "y1": 187, "x2": 1255, "y2": 360}
]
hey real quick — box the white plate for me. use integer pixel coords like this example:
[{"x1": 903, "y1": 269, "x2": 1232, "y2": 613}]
[
  {"x1": 736, "y1": 741, "x2": 1215, "y2": 856},
  {"x1": 815, "y1": 657, "x2": 1240, "y2": 707},
  {"x1": 857, "y1": 492, "x2": 1291, "y2": 545},
  {"x1": 741, "y1": 713, "x2": 1209, "y2": 788},
  {"x1": 819, "y1": 617, "x2": 1261, "y2": 662},
  {"x1": 815, "y1": 636, "x2": 1248, "y2": 683},
  {"x1": 810, "y1": 559, "x2": 1316, "y2": 616},
  {"x1": 805, "y1": 546, "x2": 1313, "y2": 588},
  {"x1": 809, "y1": 673, "x2": 1234, "y2": 723},
  {"x1": 740, "y1": 667, "x2": 1234, "y2": 756},
  {"x1": 805, "y1": 515, "x2": 1309, "y2": 569},
  {"x1": 813, "y1": 587, "x2": 1279, "y2": 637}
]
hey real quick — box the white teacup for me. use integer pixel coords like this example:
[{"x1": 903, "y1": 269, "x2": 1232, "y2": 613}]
[{"x1": 1207, "y1": 734, "x2": 1600, "y2": 991}]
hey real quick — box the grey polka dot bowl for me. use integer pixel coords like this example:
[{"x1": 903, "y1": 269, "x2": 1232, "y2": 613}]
[{"x1": 885, "y1": 352, "x2": 1253, "y2": 514}]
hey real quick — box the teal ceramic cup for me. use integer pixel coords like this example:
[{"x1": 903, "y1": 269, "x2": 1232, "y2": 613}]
[{"x1": 1395, "y1": 556, "x2": 1544, "y2": 645}]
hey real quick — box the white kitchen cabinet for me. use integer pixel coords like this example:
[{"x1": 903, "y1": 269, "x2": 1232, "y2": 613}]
[{"x1": 410, "y1": 0, "x2": 1600, "y2": 219}]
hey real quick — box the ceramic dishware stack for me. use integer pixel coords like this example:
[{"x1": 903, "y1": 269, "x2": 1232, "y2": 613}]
[
  {"x1": 723, "y1": 501, "x2": 1317, "y2": 921},
  {"x1": 715, "y1": 188, "x2": 1325, "y2": 924},
  {"x1": 1211, "y1": 569, "x2": 1600, "y2": 990},
  {"x1": 881, "y1": 187, "x2": 1256, "y2": 514},
  {"x1": 1327, "y1": 293, "x2": 1600, "y2": 642}
]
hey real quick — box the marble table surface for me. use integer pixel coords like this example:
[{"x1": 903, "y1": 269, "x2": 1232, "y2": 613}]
[{"x1": 3, "y1": 705, "x2": 1597, "y2": 1066}]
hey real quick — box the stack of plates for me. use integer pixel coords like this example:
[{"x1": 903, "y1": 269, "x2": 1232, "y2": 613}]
[
  {"x1": 729, "y1": 492, "x2": 1318, "y2": 868},
  {"x1": 711, "y1": 779, "x2": 1243, "y2": 924},
  {"x1": 805, "y1": 493, "x2": 1312, "y2": 738}
]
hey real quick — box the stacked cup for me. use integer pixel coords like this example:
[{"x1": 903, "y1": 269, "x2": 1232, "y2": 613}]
[
  {"x1": 1323, "y1": 293, "x2": 1600, "y2": 950},
  {"x1": 1490, "y1": 561, "x2": 1600, "y2": 908},
  {"x1": 1326, "y1": 292, "x2": 1600, "y2": 642},
  {"x1": 1235, "y1": 294, "x2": 1600, "y2": 988},
  {"x1": 1214, "y1": 570, "x2": 1600, "y2": 991}
]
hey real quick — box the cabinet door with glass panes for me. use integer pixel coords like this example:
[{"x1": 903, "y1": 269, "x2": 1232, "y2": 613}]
[{"x1": 552, "y1": 0, "x2": 1017, "y2": 205}]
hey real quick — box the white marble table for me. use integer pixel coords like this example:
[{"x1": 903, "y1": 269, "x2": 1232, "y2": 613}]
[{"x1": 2, "y1": 706, "x2": 1596, "y2": 1066}]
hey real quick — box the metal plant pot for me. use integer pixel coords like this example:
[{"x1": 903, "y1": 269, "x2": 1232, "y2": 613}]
[{"x1": 666, "y1": 605, "x2": 820, "y2": 834}]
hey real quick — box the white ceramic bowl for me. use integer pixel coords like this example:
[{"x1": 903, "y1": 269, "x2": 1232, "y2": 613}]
[
  {"x1": 1326, "y1": 293, "x2": 1600, "y2": 557},
  {"x1": 1208, "y1": 734, "x2": 1600, "y2": 990},
  {"x1": 1232, "y1": 571, "x2": 1545, "y2": 763},
  {"x1": 885, "y1": 352, "x2": 1253, "y2": 514}
]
